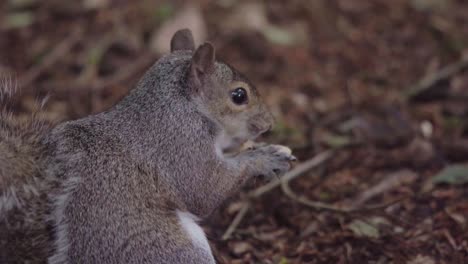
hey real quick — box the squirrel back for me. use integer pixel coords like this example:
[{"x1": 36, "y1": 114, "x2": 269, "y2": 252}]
[{"x1": 0, "y1": 86, "x2": 57, "y2": 263}]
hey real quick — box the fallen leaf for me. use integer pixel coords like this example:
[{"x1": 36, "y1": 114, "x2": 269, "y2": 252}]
[
  {"x1": 348, "y1": 220, "x2": 380, "y2": 238},
  {"x1": 352, "y1": 109, "x2": 414, "y2": 148},
  {"x1": 410, "y1": 0, "x2": 449, "y2": 12},
  {"x1": 263, "y1": 26, "x2": 296, "y2": 46},
  {"x1": 153, "y1": 3, "x2": 174, "y2": 21},
  {"x1": 322, "y1": 133, "x2": 351, "y2": 149},
  {"x1": 231, "y1": 241, "x2": 251, "y2": 256},
  {"x1": 222, "y1": 2, "x2": 304, "y2": 46},
  {"x1": 445, "y1": 208, "x2": 466, "y2": 227},
  {"x1": 8, "y1": 0, "x2": 36, "y2": 9},
  {"x1": 83, "y1": 0, "x2": 109, "y2": 10},
  {"x1": 223, "y1": 2, "x2": 268, "y2": 32},
  {"x1": 2, "y1": 12, "x2": 34, "y2": 30},
  {"x1": 255, "y1": 229, "x2": 287, "y2": 241},
  {"x1": 432, "y1": 165, "x2": 468, "y2": 185},
  {"x1": 300, "y1": 222, "x2": 318, "y2": 238},
  {"x1": 407, "y1": 254, "x2": 435, "y2": 264}
]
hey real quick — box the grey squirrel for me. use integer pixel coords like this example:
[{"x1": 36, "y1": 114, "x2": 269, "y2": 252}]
[{"x1": 0, "y1": 29, "x2": 295, "y2": 263}]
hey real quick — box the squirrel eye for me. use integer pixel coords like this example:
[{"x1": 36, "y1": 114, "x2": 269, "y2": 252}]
[{"x1": 231, "y1": 87, "x2": 248, "y2": 105}]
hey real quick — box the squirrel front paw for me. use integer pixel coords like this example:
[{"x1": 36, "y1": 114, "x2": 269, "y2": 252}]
[{"x1": 242, "y1": 144, "x2": 296, "y2": 179}]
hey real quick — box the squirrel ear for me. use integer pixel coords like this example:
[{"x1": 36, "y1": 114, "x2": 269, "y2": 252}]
[
  {"x1": 170, "y1": 29, "x2": 195, "y2": 52},
  {"x1": 190, "y1": 42, "x2": 215, "y2": 89}
]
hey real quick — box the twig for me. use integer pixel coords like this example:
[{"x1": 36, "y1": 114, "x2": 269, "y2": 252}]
[
  {"x1": 19, "y1": 28, "x2": 82, "y2": 89},
  {"x1": 281, "y1": 180, "x2": 352, "y2": 212},
  {"x1": 406, "y1": 54, "x2": 468, "y2": 99},
  {"x1": 442, "y1": 228, "x2": 458, "y2": 250},
  {"x1": 76, "y1": 34, "x2": 117, "y2": 85},
  {"x1": 281, "y1": 179, "x2": 407, "y2": 214},
  {"x1": 222, "y1": 150, "x2": 334, "y2": 240},
  {"x1": 249, "y1": 150, "x2": 335, "y2": 198},
  {"x1": 42, "y1": 53, "x2": 156, "y2": 92},
  {"x1": 91, "y1": 54, "x2": 156, "y2": 90},
  {"x1": 222, "y1": 149, "x2": 408, "y2": 239},
  {"x1": 221, "y1": 203, "x2": 250, "y2": 240}
]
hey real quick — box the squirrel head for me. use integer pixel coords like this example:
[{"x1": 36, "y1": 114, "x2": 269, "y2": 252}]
[{"x1": 170, "y1": 29, "x2": 274, "y2": 151}]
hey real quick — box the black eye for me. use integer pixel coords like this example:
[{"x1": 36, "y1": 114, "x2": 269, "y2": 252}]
[{"x1": 231, "y1": 87, "x2": 248, "y2": 105}]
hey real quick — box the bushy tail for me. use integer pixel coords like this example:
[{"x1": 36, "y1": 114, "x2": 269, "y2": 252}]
[
  {"x1": 0, "y1": 76, "x2": 17, "y2": 115},
  {"x1": 0, "y1": 75, "x2": 53, "y2": 214},
  {"x1": 0, "y1": 76, "x2": 56, "y2": 262}
]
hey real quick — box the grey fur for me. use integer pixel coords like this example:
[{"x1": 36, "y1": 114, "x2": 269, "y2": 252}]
[
  {"x1": 0, "y1": 29, "x2": 291, "y2": 263},
  {"x1": 0, "y1": 84, "x2": 57, "y2": 263}
]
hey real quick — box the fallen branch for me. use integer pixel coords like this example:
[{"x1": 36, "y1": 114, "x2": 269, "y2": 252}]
[{"x1": 406, "y1": 54, "x2": 468, "y2": 99}]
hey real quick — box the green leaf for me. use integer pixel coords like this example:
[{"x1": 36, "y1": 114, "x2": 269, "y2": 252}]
[
  {"x1": 8, "y1": 0, "x2": 36, "y2": 9},
  {"x1": 432, "y1": 165, "x2": 468, "y2": 185},
  {"x1": 410, "y1": 0, "x2": 449, "y2": 12},
  {"x1": 263, "y1": 26, "x2": 296, "y2": 46},
  {"x1": 323, "y1": 134, "x2": 351, "y2": 149},
  {"x1": 2, "y1": 12, "x2": 34, "y2": 29},
  {"x1": 154, "y1": 3, "x2": 174, "y2": 22},
  {"x1": 348, "y1": 220, "x2": 380, "y2": 238},
  {"x1": 88, "y1": 46, "x2": 105, "y2": 66}
]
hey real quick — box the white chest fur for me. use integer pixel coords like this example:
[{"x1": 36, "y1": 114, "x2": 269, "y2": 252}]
[{"x1": 177, "y1": 211, "x2": 213, "y2": 257}]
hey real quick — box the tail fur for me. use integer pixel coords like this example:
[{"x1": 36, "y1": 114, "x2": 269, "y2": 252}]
[{"x1": 0, "y1": 77, "x2": 56, "y2": 263}]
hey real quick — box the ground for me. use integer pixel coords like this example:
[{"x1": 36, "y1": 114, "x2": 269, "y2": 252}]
[{"x1": 1, "y1": 1, "x2": 467, "y2": 263}]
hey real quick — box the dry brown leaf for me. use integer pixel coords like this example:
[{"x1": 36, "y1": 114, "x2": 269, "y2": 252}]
[
  {"x1": 231, "y1": 241, "x2": 251, "y2": 256},
  {"x1": 407, "y1": 254, "x2": 436, "y2": 264}
]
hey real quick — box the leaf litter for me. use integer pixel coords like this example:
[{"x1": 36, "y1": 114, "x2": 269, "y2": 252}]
[{"x1": 1, "y1": 0, "x2": 468, "y2": 263}]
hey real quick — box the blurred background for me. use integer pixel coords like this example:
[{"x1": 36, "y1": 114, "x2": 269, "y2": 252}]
[{"x1": 1, "y1": 0, "x2": 468, "y2": 263}]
